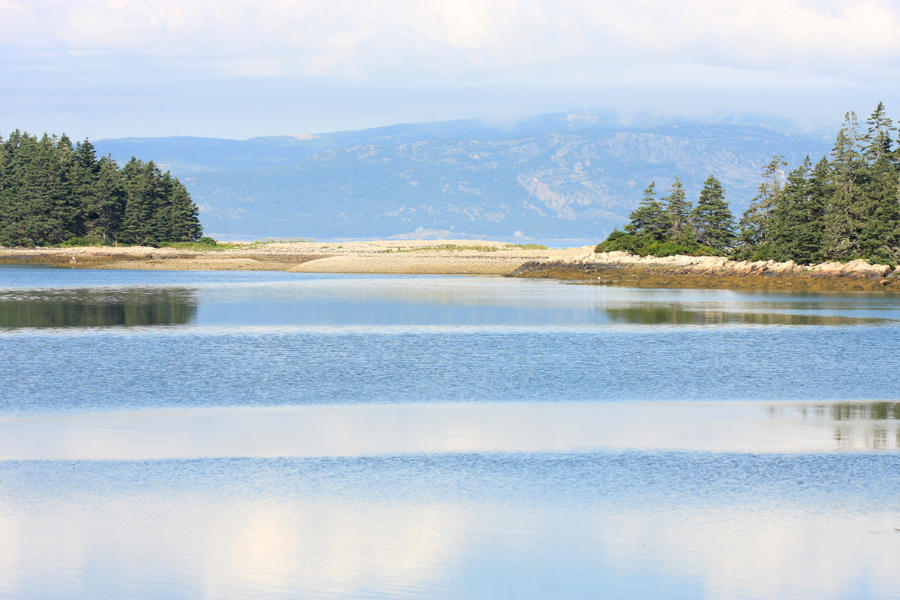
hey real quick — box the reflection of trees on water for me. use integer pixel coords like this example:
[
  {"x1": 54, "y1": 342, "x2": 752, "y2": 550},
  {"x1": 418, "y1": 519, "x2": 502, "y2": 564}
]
[
  {"x1": 818, "y1": 402, "x2": 900, "y2": 421},
  {"x1": 0, "y1": 288, "x2": 198, "y2": 328},
  {"x1": 833, "y1": 427, "x2": 898, "y2": 450},
  {"x1": 604, "y1": 306, "x2": 885, "y2": 326},
  {"x1": 824, "y1": 402, "x2": 899, "y2": 450},
  {"x1": 770, "y1": 402, "x2": 899, "y2": 450}
]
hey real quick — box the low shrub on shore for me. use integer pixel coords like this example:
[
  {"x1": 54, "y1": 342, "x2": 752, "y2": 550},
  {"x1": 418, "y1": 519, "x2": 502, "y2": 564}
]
[
  {"x1": 59, "y1": 236, "x2": 107, "y2": 247},
  {"x1": 595, "y1": 230, "x2": 718, "y2": 257},
  {"x1": 160, "y1": 237, "x2": 239, "y2": 251}
]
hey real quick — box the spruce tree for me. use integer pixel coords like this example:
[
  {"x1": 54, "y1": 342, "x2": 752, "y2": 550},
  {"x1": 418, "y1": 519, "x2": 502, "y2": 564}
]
[
  {"x1": 168, "y1": 178, "x2": 203, "y2": 241},
  {"x1": 824, "y1": 112, "x2": 866, "y2": 259},
  {"x1": 739, "y1": 156, "x2": 786, "y2": 251},
  {"x1": 625, "y1": 182, "x2": 668, "y2": 241},
  {"x1": 858, "y1": 103, "x2": 900, "y2": 262},
  {"x1": 90, "y1": 156, "x2": 126, "y2": 241},
  {"x1": 663, "y1": 178, "x2": 691, "y2": 240},
  {"x1": 690, "y1": 176, "x2": 735, "y2": 250},
  {"x1": 119, "y1": 158, "x2": 156, "y2": 245},
  {"x1": 770, "y1": 157, "x2": 824, "y2": 263},
  {"x1": 0, "y1": 129, "x2": 204, "y2": 246},
  {"x1": 15, "y1": 133, "x2": 67, "y2": 245},
  {"x1": 799, "y1": 157, "x2": 831, "y2": 264},
  {"x1": 67, "y1": 139, "x2": 101, "y2": 239}
]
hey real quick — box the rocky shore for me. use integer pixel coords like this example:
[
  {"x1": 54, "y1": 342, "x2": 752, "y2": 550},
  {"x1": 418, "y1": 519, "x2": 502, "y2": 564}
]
[
  {"x1": 512, "y1": 251, "x2": 900, "y2": 291},
  {"x1": 2, "y1": 243, "x2": 898, "y2": 291}
]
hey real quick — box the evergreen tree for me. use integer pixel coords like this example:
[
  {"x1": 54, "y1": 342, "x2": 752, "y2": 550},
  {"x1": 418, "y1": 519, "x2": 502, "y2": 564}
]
[
  {"x1": 769, "y1": 157, "x2": 827, "y2": 264},
  {"x1": 823, "y1": 112, "x2": 866, "y2": 259},
  {"x1": 89, "y1": 156, "x2": 126, "y2": 241},
  {"x1": 168, "y1": 178, "x2": 203, "y2": 241},
  {"x1": 119, "y1": 158, "x2": 156, "y2": 245},
  {"x1": 662, "y1": 178, "x2": 691, "y2": 240},
  {"x1": 799, "y1": 157, "x2": 832, "y2": 264},
  {"x1": 597, "y1": 106, "x2": 899, "y2": 263},
  {"x1": 66, "y1": 138, "x2": 101, "y2": 238},
  {"x1": 690, "y1": 176, "x2": 735, "y2": 250},
  {"x1": 0, "y1": 130, "x2": 203, "y2": 246},
  {"x1": 15, "y1": 134, "x2": 68, "y2": 245},
  {"x1": 858, "y1": 104, "x2": 900, "y2": 262},
  {"x1": 624, "y1": 182, "x2": 668, "y2": 241},
  {"x1": 739, "y1": 156, "x2": 786, "y2": 249}
]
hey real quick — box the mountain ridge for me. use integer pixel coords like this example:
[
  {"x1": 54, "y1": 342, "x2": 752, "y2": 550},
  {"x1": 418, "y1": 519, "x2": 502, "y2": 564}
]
[{"x1": 94, "y1": 113, "x2": 832, "y2": 244}]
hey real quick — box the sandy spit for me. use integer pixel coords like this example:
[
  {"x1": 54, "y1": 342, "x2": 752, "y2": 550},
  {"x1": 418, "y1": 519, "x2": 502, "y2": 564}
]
[
  {"x1": 0, "y1": 240, "x2": 593, "y2": 275},
  {"x1": 3, "y1": 243, "x2": 897, "y2": 291}
]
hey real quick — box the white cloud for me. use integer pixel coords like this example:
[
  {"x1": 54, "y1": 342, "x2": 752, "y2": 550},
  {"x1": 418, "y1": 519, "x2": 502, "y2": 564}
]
[
  {"x1": 2, "y1": 0, "x2": 898, "y2": 81},
  {"x1": 2, "y1": 0, "x2": 897, "y2": 137}
]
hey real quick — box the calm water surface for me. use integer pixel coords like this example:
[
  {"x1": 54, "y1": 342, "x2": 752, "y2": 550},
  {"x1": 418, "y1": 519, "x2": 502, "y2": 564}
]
[{"x1": 1, "y1": 265, "x2": 898, "y2": 599}]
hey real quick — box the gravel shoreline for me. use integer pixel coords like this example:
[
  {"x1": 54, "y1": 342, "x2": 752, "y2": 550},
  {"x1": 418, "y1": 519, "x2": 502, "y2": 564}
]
[
  {"x1": 2, "y1": 241, "x2": 897, "y2": 291},
  {"x1": 0, "y1": 240, "x2": 590, "y2": 275}
]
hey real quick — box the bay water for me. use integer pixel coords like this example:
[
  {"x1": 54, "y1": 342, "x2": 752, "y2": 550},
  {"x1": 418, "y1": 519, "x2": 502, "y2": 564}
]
[{"x1": 1, "y1": 265, "x2": 898, "y2": 599}]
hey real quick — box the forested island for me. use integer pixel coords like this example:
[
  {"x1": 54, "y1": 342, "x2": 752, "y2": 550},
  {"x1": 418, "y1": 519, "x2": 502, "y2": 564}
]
[
  {"x1": 0, "y1": 130, "x2": 202, "y2": 246},
  {"x1": 597, "y1": 104, "x2": 900, "y2": 265}
]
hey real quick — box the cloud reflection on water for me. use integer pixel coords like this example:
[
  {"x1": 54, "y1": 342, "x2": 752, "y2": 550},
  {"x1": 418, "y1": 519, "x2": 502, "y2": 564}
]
[
  {"x1": 0, "y1": 472, "x2": 897, "y2": 600},
  {"x1": 0, "y1": 401, "x2": 897, "y2": 462}
]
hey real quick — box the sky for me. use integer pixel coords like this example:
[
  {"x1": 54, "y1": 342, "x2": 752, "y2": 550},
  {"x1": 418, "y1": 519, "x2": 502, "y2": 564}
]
[{"x1": 1, "y1": 0, "x2": 899, "y2": 140}]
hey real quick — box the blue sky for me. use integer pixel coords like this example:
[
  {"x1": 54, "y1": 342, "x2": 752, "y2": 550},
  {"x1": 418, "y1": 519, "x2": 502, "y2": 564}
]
[{"x1": 2, "y1": 0, "x2": 899, "y2": 139}]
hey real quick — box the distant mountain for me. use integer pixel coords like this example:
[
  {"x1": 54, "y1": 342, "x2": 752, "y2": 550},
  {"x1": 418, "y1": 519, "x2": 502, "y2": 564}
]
[{"x1": 95, "y1": 113, "x2": 832, "y2": 244}]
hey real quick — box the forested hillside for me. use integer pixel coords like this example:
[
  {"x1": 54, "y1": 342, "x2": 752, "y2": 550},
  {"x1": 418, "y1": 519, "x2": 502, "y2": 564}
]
[
  {"x1": 0, "y1": 131, "x2": 202, "y2": 246},
  {"x1": 597, "y1": 104, "x2": 900, "y2": 264}
]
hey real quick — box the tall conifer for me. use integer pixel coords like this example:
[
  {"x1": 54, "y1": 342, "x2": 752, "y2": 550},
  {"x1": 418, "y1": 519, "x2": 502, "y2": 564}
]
[
  {"x1": 625, "y1": 182, "x2": 668, "y2": 241},
  {"x1": 690, "y1": 176, "x2": 735, "y2": 250},
  {"x1": 739, "y1": 156, "x2": 786, "y2": 250},
  {"x1": 824, "y1": 112, "x2": 866, "y2": 259},
  {"x1": 663, "y1": 178, "x2": 691, "y2": 240}
]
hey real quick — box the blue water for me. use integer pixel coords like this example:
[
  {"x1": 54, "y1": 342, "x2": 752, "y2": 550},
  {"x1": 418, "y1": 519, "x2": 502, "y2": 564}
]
[{"x1": 1, "y1": 266, "x2": 898, "y2": 599}]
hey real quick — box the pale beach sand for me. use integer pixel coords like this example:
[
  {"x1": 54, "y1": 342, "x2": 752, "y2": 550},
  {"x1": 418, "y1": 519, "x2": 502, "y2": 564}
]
[{"x1": 0, "y1": 240, "x2": 593, "y2": 275}]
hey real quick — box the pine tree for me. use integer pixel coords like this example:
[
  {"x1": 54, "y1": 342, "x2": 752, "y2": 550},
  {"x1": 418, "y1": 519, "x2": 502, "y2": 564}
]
[
  {"x1": 67, "y1": 138, "x2": 101, "y2": 238},
  {"x1": 662, "y1": 178, "x2": 691, "y2": 240},
  {"x1": 690, "y1": 176, "x2": 735, "y2": 250},
  {"x1": 90, "y1": 156, "x2": 126, "y2": 241},
  {"x1": 824, "y1": 112, "x2": 866, "y2": 259},
  {"x1": 168, "y1": 178, "x2": 203, "y2": 241},
  {"x1": 119, "y1": 158, "x2": 156, "y2": 245},
  {"x1": 858, "y1": 103, "x2": 900, "y2": 262},
  {"x1": 625, "y1": 182, "x2": 668, "y2": 241},
  {"x1": 1, "y1": 130, "x2": 203, "y2": 246},
  {"x1": 769, "y1": 157, "x2": 827, "y2": 263},
  {"x1": 799, "y1": 157, "x2": 831, "y2": 264},
  {"x1": 739, "y1": 156, "x2": 786, "y2": 250},
  {"x1": 151, "y1": 170, "x2": 175, "y2": 241},
  {"x1": 15, "y1": 133, "x2": 68, "y2": 245}
]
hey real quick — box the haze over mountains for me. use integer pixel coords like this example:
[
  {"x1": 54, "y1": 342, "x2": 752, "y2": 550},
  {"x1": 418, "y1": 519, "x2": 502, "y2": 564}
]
[{"x1": 95, "y1": 113, "x2": 831, "y2": 245}]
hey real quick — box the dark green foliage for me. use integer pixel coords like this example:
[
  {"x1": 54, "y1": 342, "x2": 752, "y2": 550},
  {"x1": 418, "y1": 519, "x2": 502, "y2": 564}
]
[
  {"x1": 600, "y1": 104, "x2": 900, "y2": 265},
  {"x1": 739, "y1": 156, "x2": 786, "y2": 248},
  {"x1": 59, "y1": 235, "x2": 105, "y2": 247},
  {"x1": 0, "y1": 130, "x2": 202, "y2": 246},
  {"x1": 597, "y1": 175, "x2": 731, "y2": 256},
  {"x1": 857, "y1": 104, "x2": 900, "y2": 263},
  {"x1": 690, "y1": 176, "x2": 736, "y2": 251},
  {"x1": 662, "y1": 178, "x2": 691, "y2": 240},
  {"x1": 625, "y1": 182, "x2": 669, "y2": 241},
  {"x1": 766, "y1": 157, "x2": 825, "y2": 263},
  {"x1": 823, "y1": 113, "x2": 867, "y2": 260},
  {"x1": 595, "y1": 229, "x2": 718, "y2": 257}
]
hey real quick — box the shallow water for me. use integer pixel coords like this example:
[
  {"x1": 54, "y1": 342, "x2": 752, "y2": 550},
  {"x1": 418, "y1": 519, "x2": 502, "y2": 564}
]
[{"x1": 1, "y1": 266, "x2": 898, "y2": 599}]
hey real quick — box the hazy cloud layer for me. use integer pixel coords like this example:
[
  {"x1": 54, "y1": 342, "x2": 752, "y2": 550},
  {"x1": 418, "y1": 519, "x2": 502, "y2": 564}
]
[{"x1": 1, "y1": 0, "x2": 898, "y2": 137}]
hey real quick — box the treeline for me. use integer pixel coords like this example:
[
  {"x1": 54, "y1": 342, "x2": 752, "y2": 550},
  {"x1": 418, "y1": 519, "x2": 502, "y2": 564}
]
[
  {"x1": 597, "y1": 103, "x2": 900, "y2": 264},
  {"x1": 0, "y1": 130, "x2": 202, "y2": 246}
]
